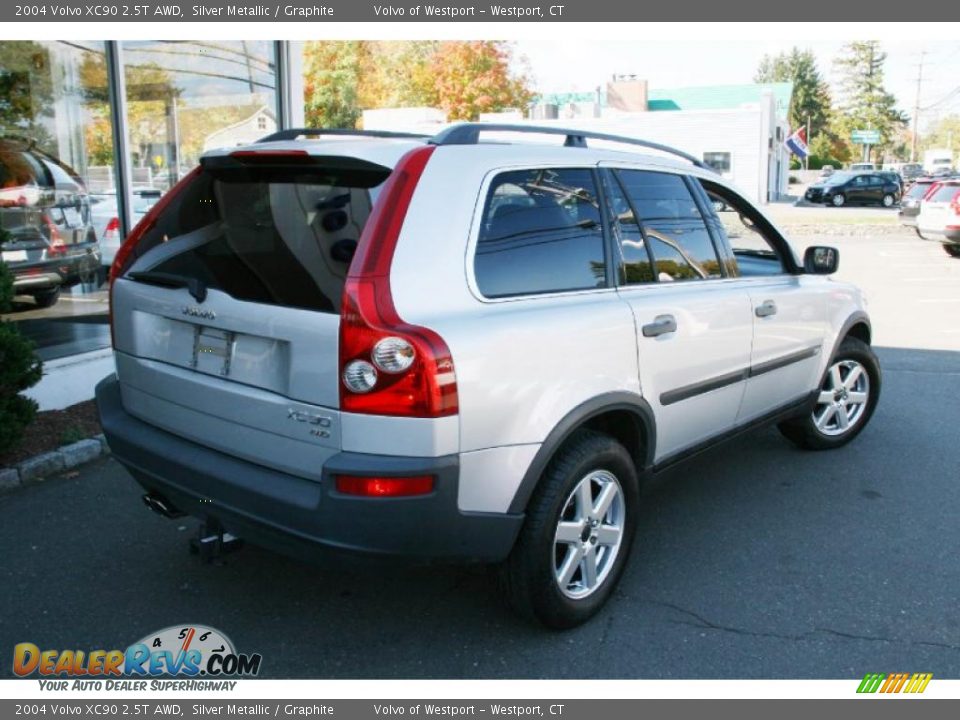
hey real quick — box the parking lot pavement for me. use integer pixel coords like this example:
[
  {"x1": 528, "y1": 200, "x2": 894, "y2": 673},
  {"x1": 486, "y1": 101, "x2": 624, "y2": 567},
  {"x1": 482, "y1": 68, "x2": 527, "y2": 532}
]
[{"x1": 2, "y1": 231, "x2": 959, "y2": 679}]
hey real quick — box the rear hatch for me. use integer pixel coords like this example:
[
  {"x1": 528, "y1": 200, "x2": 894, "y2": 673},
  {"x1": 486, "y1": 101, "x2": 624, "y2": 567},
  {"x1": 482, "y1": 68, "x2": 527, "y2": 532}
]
[{"x1": 110, "y1": 144, "x2": 408, "y2": 480}]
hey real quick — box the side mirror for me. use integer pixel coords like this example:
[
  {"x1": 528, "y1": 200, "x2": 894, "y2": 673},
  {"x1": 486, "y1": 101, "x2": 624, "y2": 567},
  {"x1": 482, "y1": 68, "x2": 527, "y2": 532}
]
[{"x1": 804, "y1": 246, "x2": 839, "y2": 275}]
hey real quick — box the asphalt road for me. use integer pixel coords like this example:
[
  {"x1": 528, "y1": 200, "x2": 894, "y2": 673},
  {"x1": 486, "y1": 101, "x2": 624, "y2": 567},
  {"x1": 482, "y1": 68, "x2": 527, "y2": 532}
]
[{"x1": 2, "y1": 230, "x2": 959, "y2": 679}]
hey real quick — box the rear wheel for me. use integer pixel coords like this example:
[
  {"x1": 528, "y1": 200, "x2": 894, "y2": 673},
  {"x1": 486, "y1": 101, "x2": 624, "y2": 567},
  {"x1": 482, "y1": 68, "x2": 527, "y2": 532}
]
[
  {"x1": 31, "y1": 287, "x2": 61, "y2": 309},
  {"x1": 882, "y1": 193, "x2": 895, "y2": 208},
  {"x1": 778, "y1": 337, "x2": 880, "y2": 450},
  {"x1": 943, "y1": 244, "x2": 960, "y2": 258},
  {"x1": 499, "y1": 430, "x2": 639, "y2": 629},
  {"x1": 831, "y1": 194, "x2": 846, "y2": 207}
]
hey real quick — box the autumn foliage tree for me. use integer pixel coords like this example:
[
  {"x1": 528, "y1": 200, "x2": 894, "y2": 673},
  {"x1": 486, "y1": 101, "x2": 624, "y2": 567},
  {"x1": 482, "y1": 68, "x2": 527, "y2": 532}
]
[{"x1": 302, "y1": 40, "x2": 533, "y2": 127}]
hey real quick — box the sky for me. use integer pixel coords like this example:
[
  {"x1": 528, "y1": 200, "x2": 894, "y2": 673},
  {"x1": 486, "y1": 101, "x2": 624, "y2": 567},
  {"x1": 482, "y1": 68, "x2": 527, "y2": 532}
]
[{"x1": 513, "y1": 39, "x2": 960, "y2": 132}]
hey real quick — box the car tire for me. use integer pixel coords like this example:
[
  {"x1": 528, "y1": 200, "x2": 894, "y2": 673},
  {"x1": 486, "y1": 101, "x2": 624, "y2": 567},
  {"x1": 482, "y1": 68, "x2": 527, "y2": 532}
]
[
  {"x1": 498, "y1": 429, "x2": 639, "y2": 629},
  {"x1": 778, "y1": 337, "x2": 881, "y2": 451},
  {"x1": 831, "y1": 194, "x2": 846, "y2": 207},
  {"x1": 882, "y1": 194, "x2": 895, "y2": 208},
  {"x1": 944, "y1": 244, "x2": 960, "y2": 258},
  {"x1": 32, "y1": 287, "x2": 61, "y2": 309}
]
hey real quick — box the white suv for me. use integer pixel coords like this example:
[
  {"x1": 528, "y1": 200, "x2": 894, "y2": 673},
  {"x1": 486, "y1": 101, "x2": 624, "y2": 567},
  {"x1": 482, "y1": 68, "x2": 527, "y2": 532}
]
[{"x1": 96, "y1": 124, "x2": 880, "y2": 628}]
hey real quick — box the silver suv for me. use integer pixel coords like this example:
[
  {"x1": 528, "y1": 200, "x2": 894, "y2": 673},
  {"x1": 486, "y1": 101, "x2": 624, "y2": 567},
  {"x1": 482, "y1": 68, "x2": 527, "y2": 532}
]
[{"x1": 96, "y1": 125, "x2": 880, "y2": 628}]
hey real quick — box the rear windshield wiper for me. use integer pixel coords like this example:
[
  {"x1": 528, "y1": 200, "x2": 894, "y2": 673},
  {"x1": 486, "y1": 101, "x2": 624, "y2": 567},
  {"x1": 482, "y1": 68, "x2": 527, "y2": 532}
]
[{"x1": 127, "y1": 271, "x2": 207, "y2": 303}]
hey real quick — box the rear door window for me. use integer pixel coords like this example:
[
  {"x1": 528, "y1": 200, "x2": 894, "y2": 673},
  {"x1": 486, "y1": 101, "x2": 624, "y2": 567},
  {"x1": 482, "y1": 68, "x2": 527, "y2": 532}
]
[
  {"x1": 122, "y1": 158, "x2": 391, "y2": 314},
  {"x1": 474, "y1": 168, "x2": 606, "y2": 298},
  {"x1": 613, "y1": 169, "x2": 722, "y2": 282}
]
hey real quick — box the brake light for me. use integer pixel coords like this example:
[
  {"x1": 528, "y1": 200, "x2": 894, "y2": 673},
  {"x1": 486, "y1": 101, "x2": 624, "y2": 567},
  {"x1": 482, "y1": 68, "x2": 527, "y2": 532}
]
[
  {"x1": 338, "y1": 145, "x2": 459, "y2": 418},
  {"x1": 103, "y1": 217, "x2": 119, "y2": 242},
  {"x1": 334, "y1": 474, "x2": 435, "y2": 497},
  {"x1": 951, "y1": 190, "x2": 960, "y2": 216},
  {"x1": 110, "y1": 166, "x2": 202, "y2": 285}
]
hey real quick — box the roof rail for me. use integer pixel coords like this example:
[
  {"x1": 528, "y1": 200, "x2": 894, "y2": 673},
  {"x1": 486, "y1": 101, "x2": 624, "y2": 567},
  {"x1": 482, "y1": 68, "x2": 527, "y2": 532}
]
[
  {"x1": 429, "y1": 123, "x2": 712, "y2": 171},
  {"x1": 257, "y1": 128, "x2": 430, "y2": 143}
]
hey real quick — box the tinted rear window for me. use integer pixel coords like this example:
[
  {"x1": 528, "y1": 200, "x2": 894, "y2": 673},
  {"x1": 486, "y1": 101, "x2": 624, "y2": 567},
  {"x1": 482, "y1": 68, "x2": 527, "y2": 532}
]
[
  {"x1": 930, "y1": 183, "x2": 960, "y2": 202},
  {"x1": 474, "y1": 168, "x2": 605, "y2": 298},
  {"x1": 907, "y1": 182, "x2": 933, "y2": 198},
  {"x1": 121, "y1": 160, "x2": 391, "y2": 313}
]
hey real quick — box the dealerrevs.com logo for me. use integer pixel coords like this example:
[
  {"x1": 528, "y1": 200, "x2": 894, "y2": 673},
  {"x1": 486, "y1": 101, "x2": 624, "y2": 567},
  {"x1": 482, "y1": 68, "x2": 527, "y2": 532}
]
[{"x1": 13, "y1": 625, "x2": 262, "y2": 690}]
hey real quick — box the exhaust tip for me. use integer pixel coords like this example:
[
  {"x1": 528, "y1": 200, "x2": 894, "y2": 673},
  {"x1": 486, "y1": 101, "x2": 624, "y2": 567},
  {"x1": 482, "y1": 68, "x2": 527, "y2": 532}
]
[{"x1": 142, "y1": 492, "x2": 186, "y2": 519}]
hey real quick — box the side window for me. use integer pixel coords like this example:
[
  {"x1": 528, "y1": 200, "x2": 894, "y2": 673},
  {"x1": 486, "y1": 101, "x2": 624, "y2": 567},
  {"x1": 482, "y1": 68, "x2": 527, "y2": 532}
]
[
  {"x1": 699, "y1": 180, "x2": 786, "y2": 277},
  {"x1": 615, "y1": 169, "x2": 722, "y2": 283},
  {"x1": 474, "y1": 168, "x2": 605, "y2": 298}
]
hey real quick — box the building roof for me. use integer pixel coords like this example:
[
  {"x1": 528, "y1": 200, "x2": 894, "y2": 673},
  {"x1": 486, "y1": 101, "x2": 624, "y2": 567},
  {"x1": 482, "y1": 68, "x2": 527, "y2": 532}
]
[{"x1": 646, "y1": 83, "x2": 793, "y2": 118}]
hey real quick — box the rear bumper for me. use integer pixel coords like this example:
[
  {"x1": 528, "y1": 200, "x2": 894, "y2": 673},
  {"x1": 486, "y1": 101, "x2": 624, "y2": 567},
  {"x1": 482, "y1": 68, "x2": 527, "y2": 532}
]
[
  {"x1": 96, "y1": 375, "x2": 522, "y2": 562},
  {"x1": 918, "y1": 227, "x2": 960, "y2": 243},
  {"x1": 10, "y1": 251, "x2": 101, "y2": 290}
]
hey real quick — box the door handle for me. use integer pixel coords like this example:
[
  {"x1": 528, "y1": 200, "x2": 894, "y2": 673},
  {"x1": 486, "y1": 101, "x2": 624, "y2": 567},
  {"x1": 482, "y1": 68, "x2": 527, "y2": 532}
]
[
  {"x1": 642, "y1": 314, "x2": 678, "y2": 338},
  {"x1": 755, "y1": 300, "x2": 777, "y2": 318}
]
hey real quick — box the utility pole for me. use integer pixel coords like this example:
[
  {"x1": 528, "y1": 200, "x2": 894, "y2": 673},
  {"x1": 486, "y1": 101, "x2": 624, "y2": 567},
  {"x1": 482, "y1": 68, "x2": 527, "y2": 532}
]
[{"x1": 911, "y1": 51, "x2": 928, "y2": 163}]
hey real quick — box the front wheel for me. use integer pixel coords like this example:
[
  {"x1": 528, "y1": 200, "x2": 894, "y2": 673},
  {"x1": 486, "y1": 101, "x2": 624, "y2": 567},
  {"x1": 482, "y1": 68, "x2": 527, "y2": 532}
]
[
  {"x1": 831, "y1": 194, "x2": 846, "y2": 207},
  {"x1": 943, "y1": 244, "x2": 960, "y2": 258},
  {"x1": 882, "y1": 193, "x2": 895, "y2": 208},
  {"x1": 778, "y1": 337, "x2": 881, "y2": 450},
  {"x1": 499, "y1": 430, "x2": 639, "y2": 629}
]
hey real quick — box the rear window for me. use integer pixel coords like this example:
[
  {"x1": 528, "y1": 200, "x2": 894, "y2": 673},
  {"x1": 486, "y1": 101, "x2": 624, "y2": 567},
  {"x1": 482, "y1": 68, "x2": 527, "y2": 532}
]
[
  {"x1": 907, "y1": 182, "x2": 933, "y2": 198},
  {"x1": 930, "y1": 183, "x2": 960, "y2": 202},
  {"x1": 120, "y1": 159, "x2": 391, "y2": 313},
  {"x1": 474, "y1": 168, "x2": 605, "y2": 298}
]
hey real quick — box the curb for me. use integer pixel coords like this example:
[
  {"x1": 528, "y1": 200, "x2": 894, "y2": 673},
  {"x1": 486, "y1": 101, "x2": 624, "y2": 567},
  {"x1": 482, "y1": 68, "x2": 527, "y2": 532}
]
[{"x1": 0, "y1": 434, "x2": 111, "y2": 494}]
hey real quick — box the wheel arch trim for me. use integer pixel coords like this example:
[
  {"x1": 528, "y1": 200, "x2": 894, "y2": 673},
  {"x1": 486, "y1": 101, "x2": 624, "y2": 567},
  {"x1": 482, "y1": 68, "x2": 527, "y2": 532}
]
[{"x1": 506, "y1": 392, "x2": 656, "y2": 514}]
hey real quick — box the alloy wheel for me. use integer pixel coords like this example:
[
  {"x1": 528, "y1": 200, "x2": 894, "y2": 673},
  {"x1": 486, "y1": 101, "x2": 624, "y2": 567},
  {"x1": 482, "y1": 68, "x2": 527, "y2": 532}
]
[
  {"x1": 553, "y1": 470, "x2": 626, "y2": 599},
  {"x1": 813, "y1": 359, "x2": 871, "y2": 437}
]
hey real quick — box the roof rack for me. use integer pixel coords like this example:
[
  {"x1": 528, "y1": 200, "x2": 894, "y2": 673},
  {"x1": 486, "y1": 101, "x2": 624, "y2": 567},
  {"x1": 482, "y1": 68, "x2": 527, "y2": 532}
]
[
  {"x1": 429, "y1": 123, "x2": 712, "y2": 171},
  {"x1": 256, "y1": 128, "x2": 430, "y2": 143}
]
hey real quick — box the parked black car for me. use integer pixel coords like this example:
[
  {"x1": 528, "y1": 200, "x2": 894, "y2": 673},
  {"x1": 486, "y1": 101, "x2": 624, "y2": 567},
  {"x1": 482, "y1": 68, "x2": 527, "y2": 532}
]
[
  {"x1": 805, "y1": 171, "x2": 902, "y2": 208},
  {"x1": 0, "y1": 138, "x2": 100, "y2": 308}
]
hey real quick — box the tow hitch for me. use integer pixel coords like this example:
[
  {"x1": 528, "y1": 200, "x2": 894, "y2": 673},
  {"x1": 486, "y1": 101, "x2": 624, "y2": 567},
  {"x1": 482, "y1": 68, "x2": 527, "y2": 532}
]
[{"x1": 189, "y1": 516, "x2": 244, "y2": 562}]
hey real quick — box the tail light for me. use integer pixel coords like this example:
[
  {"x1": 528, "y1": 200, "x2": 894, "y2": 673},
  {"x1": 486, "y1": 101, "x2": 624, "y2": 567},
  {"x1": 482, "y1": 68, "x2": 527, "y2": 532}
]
[
  {"x1": 338, "y1": 145, "x2": 459, "y2": 418},
  {"x1": 43, "y1": 213, "x2": 66, "y2": 256},
  {"x1": 103, "y1": 217, "x2": 120, "y2": 244},
  {"x1": 334, "y1": 474, "x2": 435, "y2": 497},
  {"x1": 950, "y1": 190, "x2": 960, "y2": 216}
]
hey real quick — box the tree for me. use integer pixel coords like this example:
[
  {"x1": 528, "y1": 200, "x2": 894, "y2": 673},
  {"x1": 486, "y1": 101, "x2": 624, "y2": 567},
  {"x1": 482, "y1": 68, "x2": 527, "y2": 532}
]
[
  {"x1": 920, "y1": 114, "x2": 960, "y2": 152},
  {"x1": 832, "y1": 41, "x2": 907, "y2": 161},
  {"x1": 0, "y1": 42, "x2": 54, "y2": 151},
  {"x1": 302, "y1": 41, "x2": 365, "y2": 129},
  {"x1": 301, "y1": 41, "x2": 535, "y2": 127},
  {"x1": 0, "y1": 237, "x2": 43, "y2": 456},
  {"x1": 755, "y1": 48, "x2": 832, "y2": 139},
  {"x1": 424, "y1": 42, "x2": 533, "y2": 121}
]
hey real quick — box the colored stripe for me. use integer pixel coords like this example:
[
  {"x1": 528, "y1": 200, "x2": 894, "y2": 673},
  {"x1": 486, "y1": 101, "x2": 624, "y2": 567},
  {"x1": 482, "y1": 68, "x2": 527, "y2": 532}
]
[
  {"x1": 892, "y1": 673, "x2": 909, "y2": 693},
  {"x1": 917, "y1": 673, "x2": 933, "y2": 693},
  {"x1": 857, "y1": 673, "x2": 885, "y2": 693}
]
